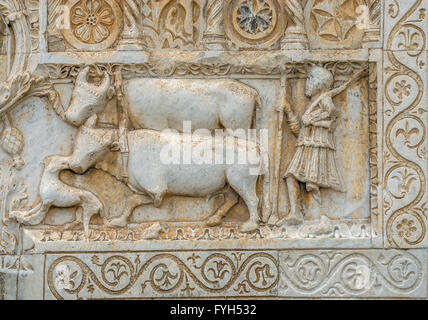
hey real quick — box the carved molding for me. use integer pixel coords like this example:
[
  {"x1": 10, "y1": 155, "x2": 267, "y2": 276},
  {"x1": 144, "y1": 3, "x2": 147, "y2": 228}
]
[{"x1": 41, "y1": 60, "x2": 368, "y2": 79}]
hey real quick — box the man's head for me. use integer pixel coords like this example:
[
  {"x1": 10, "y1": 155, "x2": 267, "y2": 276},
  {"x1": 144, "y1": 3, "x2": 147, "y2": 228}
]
[{"x1": 305, "y1": 66, "x2": 334, "y2": 97}]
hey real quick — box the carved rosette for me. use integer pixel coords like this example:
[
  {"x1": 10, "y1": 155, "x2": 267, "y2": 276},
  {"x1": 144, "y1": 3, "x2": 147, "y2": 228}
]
[
  {"x1": 60, "y1": 0, "x2": 124, "y2": 51},
  {"x1": 224, "y1": 0, "x2": 286, "y2": 48}
]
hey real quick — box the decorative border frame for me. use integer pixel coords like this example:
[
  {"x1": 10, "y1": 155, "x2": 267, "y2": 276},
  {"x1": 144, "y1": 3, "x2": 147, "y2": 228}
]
[
  {"x1": 42, "y1": 248, "x2": 427, "y2": 299},
  {"x1": 382, "y1": 0, "x2": 427, "y2": 248}
]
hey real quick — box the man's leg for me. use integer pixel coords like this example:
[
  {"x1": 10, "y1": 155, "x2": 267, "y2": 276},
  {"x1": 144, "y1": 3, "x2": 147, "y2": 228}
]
[
  {"x1": 277, "y1": 176, "x2": 305, "y2": 226},
  {"x1": 284, "y1": 176, "x2": 304, "y2": 225}
]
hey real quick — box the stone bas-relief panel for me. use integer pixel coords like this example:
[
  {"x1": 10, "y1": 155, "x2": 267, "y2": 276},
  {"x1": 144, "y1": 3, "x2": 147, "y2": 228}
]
[
  {"x1": 7, "y1": 62, "x2": 372, "y2": 239},
  {"x1": 0, "y1": 0, "x2": 427, "y2": 300}
]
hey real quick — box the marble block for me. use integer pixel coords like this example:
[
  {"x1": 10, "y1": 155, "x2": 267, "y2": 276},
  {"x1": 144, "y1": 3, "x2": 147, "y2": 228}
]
[{"x1": 0, "y1": 0, "x2": 426, "y2": 300}]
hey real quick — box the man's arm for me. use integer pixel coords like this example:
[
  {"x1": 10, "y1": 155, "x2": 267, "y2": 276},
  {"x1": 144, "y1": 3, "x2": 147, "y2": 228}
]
[
  {"x1": 282, "y1": 95, "x2": 300, "y2": 137},
  {"x1": 327, "y1": 67, "x2": 369, "y2": 97}
]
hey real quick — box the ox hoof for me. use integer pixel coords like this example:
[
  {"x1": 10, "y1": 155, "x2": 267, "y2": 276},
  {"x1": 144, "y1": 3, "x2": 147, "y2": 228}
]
[
  {"x1": 108, "y1": 217, "x2": 128, "y2": 228},
  {"x1": 284, "y1": 214, "x2": 304, "y2": 226},
  {"x1": 206, "y1": 215, "x2": 223, "y2": 227},
  {"x1": 9, "y1": 211, "x2": 28, "y2": 224},
  {"x1": 239, "y1": 220, "x2": 259, "y2": 233},
  {"x1": 64, "y1": 220, "x2": 83, "y2": 230}
]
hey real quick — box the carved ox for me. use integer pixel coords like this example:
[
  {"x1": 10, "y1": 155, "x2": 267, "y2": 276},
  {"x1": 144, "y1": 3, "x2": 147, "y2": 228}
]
[
  {"x1": 66, "y1": 67, "x2": 261, "y2": 132},
  {"x1": 66, "y1": 115, "x2": 270, "y2": 233}
]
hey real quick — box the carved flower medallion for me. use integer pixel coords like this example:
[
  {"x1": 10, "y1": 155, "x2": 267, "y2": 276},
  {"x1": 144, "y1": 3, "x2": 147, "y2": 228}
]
[
  {"x1": 397, "y1": 219, "x2": 418, "y2": 239},
  {"x1": 234, "y1": 0, "x2": 276, "y2": 40},
  {"x1": 225, "y1": 0, "x2": 284, "y2": 47},
  {"x1": 71, "y1": 0, "x2": 115, "y2": 44},
  {"x1": 62, "y1": 0, "x2": 123, "y2": 51}
]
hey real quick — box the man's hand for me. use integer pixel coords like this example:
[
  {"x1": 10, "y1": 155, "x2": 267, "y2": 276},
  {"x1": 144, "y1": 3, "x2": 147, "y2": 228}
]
[{"x1": 282, "y1": 93, "x2": 292, "y2": 113}]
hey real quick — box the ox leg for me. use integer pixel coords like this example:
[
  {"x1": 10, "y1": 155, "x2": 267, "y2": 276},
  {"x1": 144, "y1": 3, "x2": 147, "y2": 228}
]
[
  {"x1": 108, "y1": 194, "x2": 153, "y2": 227},
  {"x1": 11, "y1": 203, "x2": 49, "y2": 226},
  {"x1": 64, "y1": 207, "x2": 83, "y2": 230},
  {"x1": 206, "y1": 188, "x2": 239, "y2": 227},
  {"x1": 65, "y1": 190, "x2": 103, "y2": 235},
  {"x1": 80, "y1": 191, "x2": 103, "y2": 236},
  {"x1": 227, "y1": 171, "x2": 260, "y2": 233},
  {"x1": 153, "y1": 191, "x2": 166, "y2": 208}
]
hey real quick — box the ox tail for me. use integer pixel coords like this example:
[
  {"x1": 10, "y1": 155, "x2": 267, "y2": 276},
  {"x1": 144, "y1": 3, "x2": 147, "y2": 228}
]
[{"x1": 260, "y1": 146, "x2": 271, "y2": 224}]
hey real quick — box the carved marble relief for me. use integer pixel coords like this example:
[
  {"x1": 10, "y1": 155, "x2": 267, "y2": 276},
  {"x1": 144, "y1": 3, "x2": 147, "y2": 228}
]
[
  {"x1": 382, "y1": 0, "x2": 427, "y2": 248},
  {"x1": 0, "y1": 0, "x2": 427, "y2": 300}
]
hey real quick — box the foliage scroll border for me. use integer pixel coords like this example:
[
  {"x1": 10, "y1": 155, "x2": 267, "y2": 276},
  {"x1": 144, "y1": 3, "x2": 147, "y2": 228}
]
[{"x1": 383, "y1": 0, "x2": 427, "y2": 248}]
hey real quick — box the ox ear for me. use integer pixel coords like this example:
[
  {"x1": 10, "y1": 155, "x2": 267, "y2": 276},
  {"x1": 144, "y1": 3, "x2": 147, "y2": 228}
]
[
  {"x1": 107, "y1": 86, "x2": 115, "y2": 100},
  {"x1": 83, "y1": 114, "x2": 98, "y2": 128},
  {"x1": 98, "y1": 72, "x2": 111, "y2": 96},
  {"x1": 110, "y1": 141, "x2": 120, "y2": 152}
]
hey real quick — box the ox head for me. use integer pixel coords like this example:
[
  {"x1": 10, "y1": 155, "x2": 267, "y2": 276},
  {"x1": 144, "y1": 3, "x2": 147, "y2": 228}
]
[
  {"x1": 65, "y1": 67, "x2": 114, "y2": 127},
  {"x1": 68, "y1": 115, "x2": 117, "y2": 174}
]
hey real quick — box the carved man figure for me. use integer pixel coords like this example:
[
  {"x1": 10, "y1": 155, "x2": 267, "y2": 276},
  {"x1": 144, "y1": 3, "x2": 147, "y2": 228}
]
[{"x1": 281, "y1": 65, "x2": 345, "y2": 225}]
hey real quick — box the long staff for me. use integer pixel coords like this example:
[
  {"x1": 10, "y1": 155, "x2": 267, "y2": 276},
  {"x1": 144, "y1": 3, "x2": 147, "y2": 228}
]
[{"x1": 269, "y1": 72, "x2": 290, "y2": 223}]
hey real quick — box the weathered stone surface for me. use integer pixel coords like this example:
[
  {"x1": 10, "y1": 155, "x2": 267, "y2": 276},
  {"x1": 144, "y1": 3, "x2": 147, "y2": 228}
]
[
  {"x1": 279, "y1": 249, "x2": 427, "y2": 298},
  {"x1": 0, "y1": 0, "x2": 427, "y2": 300}
]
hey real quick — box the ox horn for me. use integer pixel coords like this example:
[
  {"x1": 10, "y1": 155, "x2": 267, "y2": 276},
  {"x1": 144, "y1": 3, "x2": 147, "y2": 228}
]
[
  {"x1": 76, "y1": 67, "x2": 111, "y2": 97},
  {"x1": 76, "y1": 66, "x2": 90, "y2": 84},
  {"x1": 98, "y1": 72, "x2": 111, "y2": 95}
]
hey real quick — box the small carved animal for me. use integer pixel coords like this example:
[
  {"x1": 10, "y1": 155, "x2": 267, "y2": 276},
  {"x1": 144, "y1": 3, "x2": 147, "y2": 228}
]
[{"x1": 11, "y1": 155, "x2": 103, "y2": 235}]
